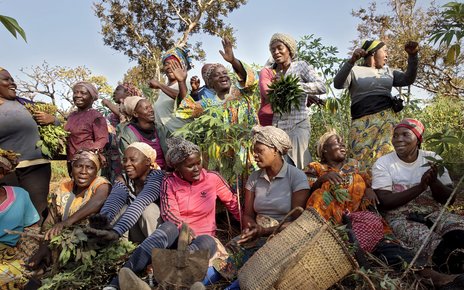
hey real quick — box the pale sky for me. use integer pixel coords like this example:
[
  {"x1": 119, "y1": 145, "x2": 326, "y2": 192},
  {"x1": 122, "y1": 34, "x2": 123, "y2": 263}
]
[{"x1": 1, "y1": 0, "x2": 440, "y2": 93}]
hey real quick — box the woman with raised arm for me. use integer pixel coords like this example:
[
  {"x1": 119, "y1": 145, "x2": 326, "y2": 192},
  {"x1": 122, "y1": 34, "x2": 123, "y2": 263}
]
[{"x1": 333, "y1": 40, "x2": 419, "y2": 169}]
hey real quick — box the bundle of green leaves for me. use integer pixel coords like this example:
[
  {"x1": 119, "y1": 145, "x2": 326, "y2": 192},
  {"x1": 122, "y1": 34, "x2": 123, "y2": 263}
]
[
  {"x1": 267, "y1": 74, "x2": 304, "y2": 116},
  {"x1": 25, "y1": 103, "x2": 69, "y2": 159}
]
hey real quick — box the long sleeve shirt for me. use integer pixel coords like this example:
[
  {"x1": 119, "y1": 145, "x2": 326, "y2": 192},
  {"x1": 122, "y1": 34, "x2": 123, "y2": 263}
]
[
  {"x1": 160, "y1": 169, "x2": 240, "y2": 237},
  {"x1": 65, "y1": 109, "x2": 109, "y2": 160},
  {"x1": 264, "y1": 61, "x2": 327, "y2": 131},
  {"x1": 100, "y1": 170, "x2": 164, "y2": 236},
  {"x1": 333, "y1": 55, "x2": 419, "y2": 106}
]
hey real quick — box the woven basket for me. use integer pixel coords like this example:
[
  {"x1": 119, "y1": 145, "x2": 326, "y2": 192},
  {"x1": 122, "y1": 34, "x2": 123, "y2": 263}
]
[{"x1": 238, "y1": 208, "x2": 358, "y2": 290}]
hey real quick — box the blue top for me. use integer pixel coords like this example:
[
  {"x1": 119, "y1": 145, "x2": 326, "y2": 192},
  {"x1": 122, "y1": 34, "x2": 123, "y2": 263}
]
[{"x1": 0, "y1": 186, "x2": 39, "y2": 246}]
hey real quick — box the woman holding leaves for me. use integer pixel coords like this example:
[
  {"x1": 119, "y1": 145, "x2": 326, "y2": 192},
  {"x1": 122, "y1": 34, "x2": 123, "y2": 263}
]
[
  {"x1": 373, "y1": 118, "x2": 464, "y2": 273},
  {"x1": 0, "y1": 67, "x2": 56, "y2": 220},
  {"x1": 28, "y1": 150, "x2": 111, "y2": 270},
  {"x1": 333, "y1": 40, "x2": 419, "y2": 169},
  {"x1": 258, "y1": 33, "x2": 326, "y2": 169}
]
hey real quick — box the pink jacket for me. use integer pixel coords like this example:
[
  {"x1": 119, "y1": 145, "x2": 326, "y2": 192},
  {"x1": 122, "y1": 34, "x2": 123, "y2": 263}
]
[{"x1": 160, "y1": 169, "x2": 240, "y2": 236}]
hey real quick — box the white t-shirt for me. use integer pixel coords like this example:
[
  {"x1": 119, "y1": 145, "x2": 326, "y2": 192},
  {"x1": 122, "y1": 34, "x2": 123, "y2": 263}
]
[{"x1": 372, "y1": 150, "x2": 453, "y2": 193}]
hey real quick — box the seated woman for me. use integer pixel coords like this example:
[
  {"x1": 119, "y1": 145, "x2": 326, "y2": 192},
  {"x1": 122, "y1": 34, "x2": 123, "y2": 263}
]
[
  {"x1": 118, "y1": 96, "x2": 166, "y2": 169},
  {"x1": 0, "y1": 148, "x2": 40, "y2": 288},
  {"x1": 29, "y1": 150, "x2": 111, "y2": 269},
  {"x1": 92, "y1": 137, "x2": 240, "y2": 289},
  {"x1": 89, "y1": 142, "x2": 164, "y2": 243},
  {"x1": 217, "y1": 126, "x2": 310, "y2": 284},
  {"x1": 65, "y1": 82, "x2": 109, "y2": 173},
  {"x1": 308, "y1": 129, "x2": 463, "y2": 288},
  {"x1": 373, "y1": 118, "x2": 464, "y2": 273}
]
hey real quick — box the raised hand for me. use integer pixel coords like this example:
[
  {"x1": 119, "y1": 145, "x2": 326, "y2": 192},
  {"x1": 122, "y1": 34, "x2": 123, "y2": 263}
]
[
  {"x1": 170, "y1": 60, "x2": 188, "y2": 83},
  {"x1": 219, "y1": 37, "x2": 235, "y2": 63},
  {"x1": 349, "y1": 48, "x2": 367, "y2": 64},
  {"x1": 404, "y1": 41, "x2": 419, "y2": 56}
]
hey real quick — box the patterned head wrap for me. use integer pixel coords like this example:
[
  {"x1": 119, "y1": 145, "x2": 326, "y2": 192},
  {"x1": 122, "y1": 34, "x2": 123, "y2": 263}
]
[
  {"x1": 127, "y1": 142, "x2": 159, "y2": 170},
  {"x1": 73, "y1": 81, "x2": 99, "y2": 100},
  {"x1": 252, "y1": 125, "x2": 292, "y2": 155},
  {"x1": 117, "y1": 82, "x2": 142, "y2": 97},
  {"x1": 361, "y1": 40, "x2": 385, "y2": 56},
  {"x1": 269, "y1": 33, "x2": 297, "y2": 59},
  {"x1": 0, "y1": 148, "x2": 20, "y2": 174},
  {"x1": 121, "y1": 96, "x2": 145, "y2": 120},
  {"x1": 71, "y1": 149, "x2": 101, "y2": 171},
  {"x1": 165, "y1": 137, "x2": 201, "y2": 168},
  {"x1": 204, "y1": 63, "x2": 226, "y2": 88},
  {"x1": 201, "y1": 64, "x2": 212, "y2": 86},
  {"x1": 162, "y1": 47, "x2": 193, "y2": 71},
  {"x1": 395, "y1": 118, "x2": 425, "y2": 143},
  {"x1": 316, "y1": 129, "x2": 342, "y2": 160}
]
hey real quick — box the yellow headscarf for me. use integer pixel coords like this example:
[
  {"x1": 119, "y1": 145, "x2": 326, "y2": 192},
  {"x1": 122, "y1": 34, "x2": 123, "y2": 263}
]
[{"x1": 127, "y1": 142, "x2": 160, "y2": 170}]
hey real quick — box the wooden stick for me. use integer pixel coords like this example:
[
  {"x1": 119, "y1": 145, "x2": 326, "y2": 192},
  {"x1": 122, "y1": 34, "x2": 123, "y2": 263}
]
[
  {"x1": 4, "y1": 229, "x2": 45, "y2": 239},
  {"x1": 401, "y1": 174, "x2": 464, "y2": 279}
]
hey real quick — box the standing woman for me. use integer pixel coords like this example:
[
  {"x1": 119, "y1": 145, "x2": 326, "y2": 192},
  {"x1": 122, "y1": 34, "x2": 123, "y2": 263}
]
[
  {"x1": 0, "y1": 67, "x2": 56, "y2": 219},
  {"x1": 258, "y1": 33, "x2": 326, "y2": 169},
  {"x1": 65, "y1": 81, "x2": 109, "y2": 173},
  {"x1": 119, "y1": 96, "x2": 166, "y2": 169},
  {"x1": 149, "y1": 47, "x2": 193, "y2": 154},
  {"x1": 333, "y1": 40, "x2": 419, "y2": 168}
]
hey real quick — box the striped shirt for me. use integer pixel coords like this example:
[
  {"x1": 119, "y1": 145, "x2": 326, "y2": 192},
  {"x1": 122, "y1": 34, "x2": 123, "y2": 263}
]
[
  {"x1": 100, "y1": 169, "x2": 164, "y2": 236},
  {"x1": 270, "y1": 60, "x2": 326, "y2": 131},
  {"x1": 160, "y1": 169, "x2": 240, "y2": 237}
]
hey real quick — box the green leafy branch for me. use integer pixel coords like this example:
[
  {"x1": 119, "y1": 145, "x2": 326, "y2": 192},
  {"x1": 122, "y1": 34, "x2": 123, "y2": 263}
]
[{"x1": 267, "y1": 74, "x2": 303, "y2": 116}]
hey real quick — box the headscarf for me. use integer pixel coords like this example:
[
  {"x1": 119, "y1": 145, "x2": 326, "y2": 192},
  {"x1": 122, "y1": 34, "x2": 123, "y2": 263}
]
[
  {"x1": 122, "y1": 96, "x2": 144, "y2": 120},
  {"x1": 71, "y1": 149, "x2": 101, "y2": 171},
  {"x1": 361, "y1": 40, "x2": 385, "y2": 56},
  {"x1": 252, "y1": 125, "x2": 292, "y2": 155},
  {"x1": 269, "y1": 33, "x2": 297, "y2": 59},
  {"x1": 395, "y1": 118, "x2": 425, "y2": 143},
  {"x1": 73, "y1": 81, "x2": 99, "y2": 100},
  {"x1": 204, "y1": 63, "x2": 226, "y2": 88},
  {"x1": 316, "y1": 129, "x2": 342, "y2": 160},
  {"x1": 165, "y1": 137, "x2": 201, "y2": 168},
  {"x1": 162, "y1": 47, "x2": 193, "y2": 71},
  {"x1": 127, "y1": 142, "x2": 159, "y2": 169},
  {"x1": 0, "y1": 148, "x2": 20, "y2": 173},
  {"x1": 0, "y1": 67, "x2": 4, "y2": 71}
]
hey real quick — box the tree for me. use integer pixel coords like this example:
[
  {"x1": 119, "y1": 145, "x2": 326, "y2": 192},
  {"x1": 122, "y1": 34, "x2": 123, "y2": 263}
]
[
  {"x1": 16, "y1": 62, "x2": 113, "y2": 116},
  {"x1": 351, "y1": 0, "x2": 463, "y2": 99},
  {"x1": 94, "y1": 0, "x2": 247, "y2": 80},
  {"x1": 430, "y1": 2, "x2": 464, "y2": 65},
  {"x1": 0, "y1": 14, "x2": 26, "y2": 42}
]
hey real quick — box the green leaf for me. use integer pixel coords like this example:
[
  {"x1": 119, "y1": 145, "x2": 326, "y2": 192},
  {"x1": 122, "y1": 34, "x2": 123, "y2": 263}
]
[{"x1": 0, "y1": 15, "x2": 27, "y2": 42}]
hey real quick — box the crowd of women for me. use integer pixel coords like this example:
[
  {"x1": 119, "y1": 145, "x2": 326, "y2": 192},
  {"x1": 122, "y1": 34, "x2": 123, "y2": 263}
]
[{"x1": 1, "y1": 32, "x2": 464, "y2": 290}]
